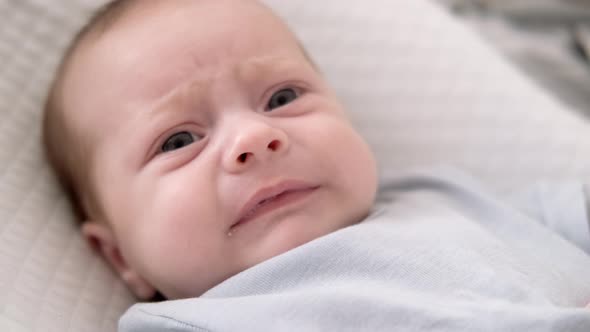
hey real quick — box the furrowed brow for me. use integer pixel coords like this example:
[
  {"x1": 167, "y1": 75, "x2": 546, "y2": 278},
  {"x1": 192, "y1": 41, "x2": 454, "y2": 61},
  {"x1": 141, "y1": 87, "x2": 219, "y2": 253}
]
[{"x1": 146, "y1": 77, "x2": 210, "y2": 119}]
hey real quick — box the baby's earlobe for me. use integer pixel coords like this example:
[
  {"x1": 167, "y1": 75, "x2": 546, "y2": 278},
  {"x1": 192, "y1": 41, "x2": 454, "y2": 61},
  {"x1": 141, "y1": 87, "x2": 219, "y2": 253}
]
[
  {"x1": 122, "y1": 270, "x2": 157, "y2": 300},
  {"x1": 81, "y1": 222, "x2": 158, "y2": 300}
]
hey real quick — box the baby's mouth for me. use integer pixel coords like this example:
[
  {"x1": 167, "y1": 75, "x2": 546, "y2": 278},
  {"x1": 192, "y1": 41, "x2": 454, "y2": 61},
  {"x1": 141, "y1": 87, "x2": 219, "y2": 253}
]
[
  {"x1": 240, "y1": 192, "x2": 284, "y2": 220},
  {"x1": 231, "y1": 181, "x2": 319, "y2": 230}
]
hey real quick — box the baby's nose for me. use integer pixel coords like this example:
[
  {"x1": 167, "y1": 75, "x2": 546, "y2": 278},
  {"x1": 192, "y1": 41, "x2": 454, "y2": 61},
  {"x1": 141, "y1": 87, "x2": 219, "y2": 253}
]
[{"x1": 222, "y1": 119, "x2": 289, "y2": 173}]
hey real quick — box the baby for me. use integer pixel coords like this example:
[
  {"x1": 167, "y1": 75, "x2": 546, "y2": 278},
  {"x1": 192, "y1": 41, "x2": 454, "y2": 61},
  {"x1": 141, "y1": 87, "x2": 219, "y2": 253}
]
[
  {"x1": 43, "y1": 0, "x2": 590, "y2": 331},
  {"x1": 43, "y1": 0, "x2": 377, "y2": 301}
]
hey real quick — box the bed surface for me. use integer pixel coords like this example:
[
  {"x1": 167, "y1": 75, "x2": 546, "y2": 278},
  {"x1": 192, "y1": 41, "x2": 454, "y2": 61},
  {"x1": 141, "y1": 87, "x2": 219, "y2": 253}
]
[{"x1": 1, "y1": 0, "x2": 590, "y2": 331}]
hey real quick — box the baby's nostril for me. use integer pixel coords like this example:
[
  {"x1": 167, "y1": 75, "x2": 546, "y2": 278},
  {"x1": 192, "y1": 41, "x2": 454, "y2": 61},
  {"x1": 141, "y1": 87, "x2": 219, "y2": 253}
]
[
  {"x1": 238, "y1": 153, "x2": 248, "y2": 163},
  {"x1": 268, "y1": 140, "x2": 280, "y2": 151}
]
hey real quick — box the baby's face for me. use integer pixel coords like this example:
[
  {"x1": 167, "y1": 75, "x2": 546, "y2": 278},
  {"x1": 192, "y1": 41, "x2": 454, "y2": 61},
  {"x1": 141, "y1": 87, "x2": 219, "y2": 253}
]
[{"x1": 62, "y1": 0, "x2": 377, "y2": 299}]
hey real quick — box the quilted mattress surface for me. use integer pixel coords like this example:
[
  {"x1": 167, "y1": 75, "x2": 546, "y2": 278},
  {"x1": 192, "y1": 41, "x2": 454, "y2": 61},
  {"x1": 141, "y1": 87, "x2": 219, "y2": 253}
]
[{"x1": 1, "y1": 0, "x2": 590, "y2": 331}]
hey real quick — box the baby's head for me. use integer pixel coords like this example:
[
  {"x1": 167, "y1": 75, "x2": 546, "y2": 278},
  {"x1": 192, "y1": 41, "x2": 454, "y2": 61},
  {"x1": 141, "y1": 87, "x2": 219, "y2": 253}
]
[{"x1": 43, "y1": 0, "x2": 377, "y2": 300}]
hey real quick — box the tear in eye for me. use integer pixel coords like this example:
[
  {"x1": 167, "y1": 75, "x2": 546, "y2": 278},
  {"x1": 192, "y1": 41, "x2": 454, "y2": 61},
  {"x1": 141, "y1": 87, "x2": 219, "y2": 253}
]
[
  {"x1": 161, "y1": 131, "x2": 197, "y2": 153},
  {"x1": 267, "y1": 88, "x2": 298, "y2": 111}
]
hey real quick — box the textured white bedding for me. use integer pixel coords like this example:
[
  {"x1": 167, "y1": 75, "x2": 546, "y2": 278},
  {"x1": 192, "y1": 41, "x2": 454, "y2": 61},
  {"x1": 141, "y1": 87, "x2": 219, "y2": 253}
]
[{"x1": 1, "y1": 0, "x2": 589, "y2": 331}]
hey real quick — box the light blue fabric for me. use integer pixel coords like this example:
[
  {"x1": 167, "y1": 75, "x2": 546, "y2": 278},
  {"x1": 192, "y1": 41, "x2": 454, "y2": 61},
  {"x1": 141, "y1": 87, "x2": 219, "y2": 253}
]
[
  {"x1": 120, "y1": 167, "x2": 590, "y2": 331},
  {"x1": 506, "y1": 181, "x2": 590, "y2": 253}
]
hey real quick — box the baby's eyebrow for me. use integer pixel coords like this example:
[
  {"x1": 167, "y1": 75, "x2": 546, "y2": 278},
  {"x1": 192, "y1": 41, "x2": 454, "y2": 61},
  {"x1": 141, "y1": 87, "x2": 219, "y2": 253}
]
[{"x1": 235, "y1": 57, "x2": 308, "y2": 84}]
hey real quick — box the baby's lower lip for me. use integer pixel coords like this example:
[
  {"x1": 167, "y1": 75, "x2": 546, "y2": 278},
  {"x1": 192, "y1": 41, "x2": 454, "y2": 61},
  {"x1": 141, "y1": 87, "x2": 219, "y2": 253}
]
[{"x1": 231, "y1": 187, "x2": 318, "y2": 229}]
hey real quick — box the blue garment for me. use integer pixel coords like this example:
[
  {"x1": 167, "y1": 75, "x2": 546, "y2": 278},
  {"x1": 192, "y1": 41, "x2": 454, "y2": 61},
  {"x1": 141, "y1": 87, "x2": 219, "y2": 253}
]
[{"x1": 120, "y1": 167, "x2": 590, "y2": 331}]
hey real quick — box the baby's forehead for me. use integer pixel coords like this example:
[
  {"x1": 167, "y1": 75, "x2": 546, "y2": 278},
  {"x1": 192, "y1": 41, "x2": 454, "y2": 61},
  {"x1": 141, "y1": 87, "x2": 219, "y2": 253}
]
[
  {"x1": 98, "y1": 0, "x2": 276, "y2": 35},
  {"x1": 74, "y1": 2, "x2": 308, "y2": 88},
  {"x1": 61, "y1": 0, "x2": 313, "y2": 137},
  {"x1": 83, "y1": 0, "x2": 302, "y2": 62},
  {"x1": 81, "y1": 0, "x2": 284, "y2": 53}
]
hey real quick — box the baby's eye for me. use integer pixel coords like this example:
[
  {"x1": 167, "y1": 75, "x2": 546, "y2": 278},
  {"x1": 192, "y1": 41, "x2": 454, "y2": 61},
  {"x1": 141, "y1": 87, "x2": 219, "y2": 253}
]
[
  {"x1": 161, "y1": 131, "x2": 198, "y2": 153},
  {"x1": 266, "y1": 88, "x2": 298, "y2": 111}
]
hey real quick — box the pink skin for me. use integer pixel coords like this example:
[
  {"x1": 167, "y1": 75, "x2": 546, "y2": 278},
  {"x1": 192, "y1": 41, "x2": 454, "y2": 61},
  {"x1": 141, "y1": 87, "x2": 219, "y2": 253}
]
[{"x1": 61, "y1": 0, "x2": 377, "y2": 300}]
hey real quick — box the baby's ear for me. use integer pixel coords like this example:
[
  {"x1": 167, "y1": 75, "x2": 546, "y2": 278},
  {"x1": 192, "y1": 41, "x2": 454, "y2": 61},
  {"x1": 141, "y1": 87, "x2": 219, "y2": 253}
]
[{"x1": 81, "y1": 221, "x2": 157, "y2": 300}]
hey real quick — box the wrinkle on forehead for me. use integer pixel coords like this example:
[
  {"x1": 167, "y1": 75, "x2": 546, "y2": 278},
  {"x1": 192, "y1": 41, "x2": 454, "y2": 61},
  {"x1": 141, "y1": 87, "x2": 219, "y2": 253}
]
[{"x1": 145, "y1": 55, "x2": 314, "y2": 121}]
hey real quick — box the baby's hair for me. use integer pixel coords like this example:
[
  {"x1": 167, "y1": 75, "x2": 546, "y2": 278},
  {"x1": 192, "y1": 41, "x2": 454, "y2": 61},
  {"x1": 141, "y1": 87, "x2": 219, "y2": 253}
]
[{"x1": 43, "y1": 0, "x2": 140, "y2": 222}]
